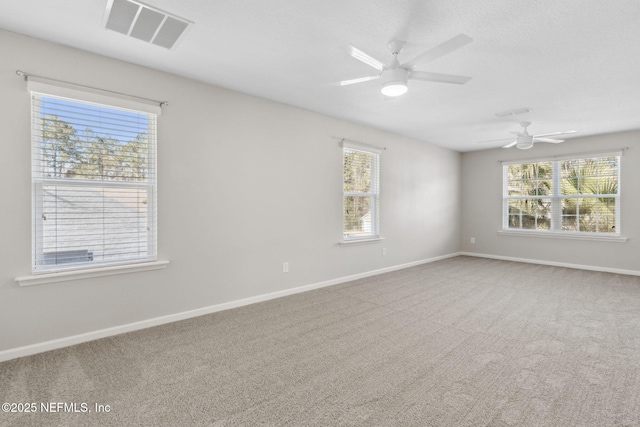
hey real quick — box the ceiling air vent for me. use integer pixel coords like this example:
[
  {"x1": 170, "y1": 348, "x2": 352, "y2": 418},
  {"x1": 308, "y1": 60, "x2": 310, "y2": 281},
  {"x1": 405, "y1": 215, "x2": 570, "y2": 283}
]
[
  {"x1": 494, "y1": 107, "x2": 532, "y2": 118},
  {"x1": 104, "y1": 0, "x2": 192, "y2": 49}
]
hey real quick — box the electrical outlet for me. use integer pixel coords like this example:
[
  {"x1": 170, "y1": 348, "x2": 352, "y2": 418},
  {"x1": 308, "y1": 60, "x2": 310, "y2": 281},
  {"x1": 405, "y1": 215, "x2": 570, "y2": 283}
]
[
  {"x1": 382, "y1": 248, "x2": 387, "y2": 256},
  {"x1": 283, "y1": 262, "x2": 289, "y2": 273},
  {"x1": 470, "y1": 237, "x2": 476, "y2": 244}
]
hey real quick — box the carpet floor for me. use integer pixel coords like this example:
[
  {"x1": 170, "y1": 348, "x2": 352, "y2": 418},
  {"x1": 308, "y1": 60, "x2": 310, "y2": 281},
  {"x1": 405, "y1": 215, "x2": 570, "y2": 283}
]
[{"x1": 2, "y1": 256, "x2": 640, "y2": 426}]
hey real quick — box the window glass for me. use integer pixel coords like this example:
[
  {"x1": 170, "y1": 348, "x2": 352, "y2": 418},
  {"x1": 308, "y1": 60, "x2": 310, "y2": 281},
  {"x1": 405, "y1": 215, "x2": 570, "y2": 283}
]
[
  {"x1": 504, "y1": 155, "x2": 619, "y2": 236},
  {"x1": 31, "y1": 94, "x2": 157, "y2": 272},
  {"x1": 343, "y1": 146, "x2": 379, "y2": 240}
]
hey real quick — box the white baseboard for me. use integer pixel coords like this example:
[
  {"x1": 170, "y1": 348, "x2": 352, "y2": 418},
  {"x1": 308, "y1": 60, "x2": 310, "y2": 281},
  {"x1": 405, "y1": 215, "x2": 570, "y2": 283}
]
[
  {"x1": 0, "y1": 252, "x2": 461, "y2": 363},
  {"x1": 460, "y1": 251, "x2": 640, "y2": 277}
]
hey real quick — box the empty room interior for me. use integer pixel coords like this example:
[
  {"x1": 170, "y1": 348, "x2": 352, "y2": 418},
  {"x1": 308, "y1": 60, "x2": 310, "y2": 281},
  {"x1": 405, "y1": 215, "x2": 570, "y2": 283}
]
[{"x1": 1, "y1": 0, "x2": 639, "y2": 426}]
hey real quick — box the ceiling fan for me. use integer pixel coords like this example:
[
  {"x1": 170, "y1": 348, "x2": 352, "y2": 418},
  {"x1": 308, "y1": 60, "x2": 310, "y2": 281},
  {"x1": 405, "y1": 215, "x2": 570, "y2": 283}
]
[
  {"x1": 340, "y1": 34, "x2": 473, "y2": 97},
  {"x1": 478, "y1": 122, "x2": 577, "y2": 149}
]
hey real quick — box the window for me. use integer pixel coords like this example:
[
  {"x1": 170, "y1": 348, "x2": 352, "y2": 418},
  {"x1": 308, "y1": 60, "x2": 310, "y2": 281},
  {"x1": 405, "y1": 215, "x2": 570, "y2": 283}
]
[
  {"x1": 29, "y1": 78, "x2": 159, "y2": 273},
  {"x1": 503, "y1": 152, "x2": 620, "y2": 236},
  {"x1": 342, "y1": 141, "x2": 380, "y2": 240}
]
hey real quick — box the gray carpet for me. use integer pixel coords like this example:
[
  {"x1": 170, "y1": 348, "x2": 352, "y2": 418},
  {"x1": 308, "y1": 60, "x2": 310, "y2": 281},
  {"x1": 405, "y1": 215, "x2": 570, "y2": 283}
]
[{"x1": 2, "y1": 256, "x2": 640, "y2": 426}]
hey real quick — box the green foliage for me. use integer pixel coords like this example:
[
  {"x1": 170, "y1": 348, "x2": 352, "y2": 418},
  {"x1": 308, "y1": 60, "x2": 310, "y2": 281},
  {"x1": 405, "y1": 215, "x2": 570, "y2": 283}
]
[
  {"x1": 118, "y1": 134, "x2": 149, "y2": 181},
  {"x1": 559, "y1": 158, "x2": 618, "y2": 232},
  {"x1": 344, "y1": 150, "x2": 374, "y2": 233},
  {"x1": 344, "y1": 196, "x2": 371, "y2": 234},
  {"x1": 507, "y1": 157, "x2": 618, "y2": 233},
  {"x1": 42, "y1": 115, "x2": 81, "y2": 178},
  {"x1": 39, "y1": 116, "x2": 149, "y2": 182},
  {"x1": 507, "y1": 162, "x2": 552, "y2": 229},
  {"x1": 343, "y1": 150, "x2": 371, "y2": 192}
]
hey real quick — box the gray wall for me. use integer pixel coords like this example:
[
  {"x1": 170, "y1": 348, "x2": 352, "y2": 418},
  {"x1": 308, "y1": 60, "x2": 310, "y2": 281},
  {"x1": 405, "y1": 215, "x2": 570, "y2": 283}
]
[
  {"x1": 461, "y1": 130, "x2": 640, "y2": 271},
  {"x1": 0, "y1": 30, "x2": 461, "y2": 352}
]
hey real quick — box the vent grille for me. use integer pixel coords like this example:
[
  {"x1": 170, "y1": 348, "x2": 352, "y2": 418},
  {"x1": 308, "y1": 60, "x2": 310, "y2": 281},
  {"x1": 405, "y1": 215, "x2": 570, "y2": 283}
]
[
  {"x1": 105, "y1": 0, "x2": 191, "y2": 49},
  {"x1": 494, "y1": 107, "x2": 532, "y2": 118}
]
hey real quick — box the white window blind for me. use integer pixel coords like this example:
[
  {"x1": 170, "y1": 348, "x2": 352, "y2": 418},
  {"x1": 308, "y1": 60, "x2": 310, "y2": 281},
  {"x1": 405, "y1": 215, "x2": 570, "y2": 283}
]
[
  {"x1": 29, "y1": 82, "x2": 158, "y2": 273},
  {"x1": 343, "y1": 141, "x2": 381, "y2": 240},
  {"x1": 502, "y1": 152, "x2": 621, "y2": 236}
]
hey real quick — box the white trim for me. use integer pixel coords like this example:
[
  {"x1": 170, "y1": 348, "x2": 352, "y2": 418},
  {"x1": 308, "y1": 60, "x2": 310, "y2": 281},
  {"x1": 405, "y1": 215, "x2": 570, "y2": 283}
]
[
  {"x1": 339, "y1": 237, "x2": 385, "y2": 246},
  {"x1": 0, "y1": 253, "x2": 459, "y2": 362},
  {"x1": 497, "y1": 230, "x2": 627, "y2": 242},
  {"x1": 34, "y1": 177, "x2": 151, "y2": 189},
  {"x1": 460, "y1": 252, "x2": 640, "y2": 276},
  {"x1": 498, "y1": 229, "x2": 627, "y2": 242},
  {"x1": 15, "y1": 260, "x2": 170, "y2": 286}
]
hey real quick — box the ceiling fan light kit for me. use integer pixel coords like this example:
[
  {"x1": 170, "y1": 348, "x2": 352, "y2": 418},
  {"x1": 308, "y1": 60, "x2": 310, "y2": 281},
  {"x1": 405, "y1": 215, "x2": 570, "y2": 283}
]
[
  {"x1": 380, "y1": 68, "x2": 408, "y2": 96},
  {"x1": 516, "y1": 140, "x2": 534, "y2": 150}
]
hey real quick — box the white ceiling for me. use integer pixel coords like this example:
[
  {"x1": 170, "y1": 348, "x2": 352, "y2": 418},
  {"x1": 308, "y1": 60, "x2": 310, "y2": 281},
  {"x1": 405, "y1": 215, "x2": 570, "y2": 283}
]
[{"x1": 2, "y1": 0, "x2": 639, "y2": 152}]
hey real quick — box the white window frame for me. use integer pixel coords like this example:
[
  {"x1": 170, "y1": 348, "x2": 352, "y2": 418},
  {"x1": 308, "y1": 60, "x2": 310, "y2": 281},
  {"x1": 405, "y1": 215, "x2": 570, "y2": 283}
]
[
  {"x1": 27, "y1": 77, "x2": 161, "y2": 275},
  {"x1": 502, "y1": 151, "x2": 622, "y2": 239},
  {"x1": 342, "y1": 140, "x2": 381, "y2": 242}
]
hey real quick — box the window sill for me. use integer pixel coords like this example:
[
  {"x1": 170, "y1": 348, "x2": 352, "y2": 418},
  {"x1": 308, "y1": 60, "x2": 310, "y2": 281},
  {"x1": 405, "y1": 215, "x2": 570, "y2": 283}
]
[
  {"x1": 15, "y1": 260, "x2": 170, "y2": 287},
  {"x1": 498, "y1": 230, "x2": 628, "y2": 243},
  {"x1": 339, "y1": 237, "x2": 385, "y2": 246}
]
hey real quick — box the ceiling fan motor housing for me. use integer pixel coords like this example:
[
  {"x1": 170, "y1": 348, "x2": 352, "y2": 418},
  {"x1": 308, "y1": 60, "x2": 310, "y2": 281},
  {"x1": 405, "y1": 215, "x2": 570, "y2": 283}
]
[{"x1": 381, "y1": 67, "x2": 409, "y2": 96}]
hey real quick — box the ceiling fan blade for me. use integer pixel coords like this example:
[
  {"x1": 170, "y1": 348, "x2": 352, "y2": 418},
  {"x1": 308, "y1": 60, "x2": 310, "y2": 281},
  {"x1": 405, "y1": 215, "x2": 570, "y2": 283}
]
[
  {"x1": 402, "y1": 34, "x2": 473, "y2": 69},
  {"x1": 533, "y1": 130, "x2": 577, "y2": 138},
  {"x1": 409, "y1": 71, "x2": 471, "y2": 85},
  {"x1": 534, "y1": 137, "x2": 564, "y2": 144},
  {"x1": 339, "y1": 75, "x2": 381, "y2": 86},
  {"x1": 502, "y1": 141, "x2": 518, "y2": 148},
  {"x1": 348, "y1": 45, "x2": 388, "y2": 71},
  {"x1": 477, "y1": 137, "x2": 514, "y2": 143}
]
